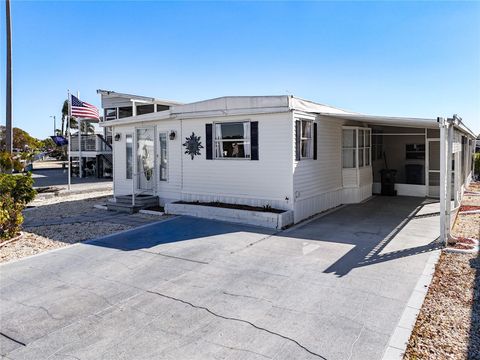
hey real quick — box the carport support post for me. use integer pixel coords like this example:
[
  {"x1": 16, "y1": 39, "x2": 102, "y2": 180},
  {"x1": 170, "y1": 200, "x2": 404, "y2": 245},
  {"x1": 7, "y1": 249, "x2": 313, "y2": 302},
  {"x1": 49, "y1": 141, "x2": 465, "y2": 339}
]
[
  {"x1": 446, "y1": 118, "x2": 454, "y2": 240},
  {"x1": 438, "y1": 117, "x2": 448, "y2": 246}
]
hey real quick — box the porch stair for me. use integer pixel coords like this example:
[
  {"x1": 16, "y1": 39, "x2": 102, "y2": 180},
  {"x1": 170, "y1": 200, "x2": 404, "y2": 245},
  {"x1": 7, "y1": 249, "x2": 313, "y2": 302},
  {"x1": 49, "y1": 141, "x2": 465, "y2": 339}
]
[{"x1": 107, "y1": 195, "x2": 159, "y2": 214}]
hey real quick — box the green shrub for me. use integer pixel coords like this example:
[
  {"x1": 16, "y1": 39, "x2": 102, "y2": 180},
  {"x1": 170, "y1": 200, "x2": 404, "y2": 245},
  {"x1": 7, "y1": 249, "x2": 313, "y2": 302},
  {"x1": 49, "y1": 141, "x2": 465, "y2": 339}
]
[
  {"x1": 0, "y1": 194, "x2": 24, "y2": 240},
  {"x1": 0, "y1": 173, "x2": 36, "y2": 240},
  {"x1": 475, "y1": 153, "x2": 480, "y2": 178},
  {"x1": 0, "y1": 173, "x2": 36, "y2": 204},
  {"x1": 0, "y1": 151, "x2": 23, "y2": 173}
]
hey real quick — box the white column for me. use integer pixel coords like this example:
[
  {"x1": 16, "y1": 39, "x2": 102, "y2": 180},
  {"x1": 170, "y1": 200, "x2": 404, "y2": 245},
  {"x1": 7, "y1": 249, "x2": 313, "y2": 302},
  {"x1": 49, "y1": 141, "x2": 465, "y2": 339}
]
[
  {"x1": 446, "y1": 121, "x2": 454, "y2": 239},
  {"x1": 439, "y1": 118, "x2": 448, "y2": 246},
  {"x1": 78, "y1": 119, "x2": 83, "y2": 178}
]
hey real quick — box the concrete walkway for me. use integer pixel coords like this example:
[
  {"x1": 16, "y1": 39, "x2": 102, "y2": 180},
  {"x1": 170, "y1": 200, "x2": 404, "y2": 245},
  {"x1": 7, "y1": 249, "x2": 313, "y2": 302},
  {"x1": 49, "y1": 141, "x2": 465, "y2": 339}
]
[{"x1": 0, "y1": 197, "x2": 440, "y2": 359}]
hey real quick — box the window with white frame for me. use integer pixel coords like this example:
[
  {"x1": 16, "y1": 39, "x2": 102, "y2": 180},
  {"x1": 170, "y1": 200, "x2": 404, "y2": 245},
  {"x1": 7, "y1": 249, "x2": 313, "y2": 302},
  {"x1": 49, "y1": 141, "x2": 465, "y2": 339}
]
[
  {"x1": 300, "y1": 120, "x2": 314, "y2": 159},
  {"x1": 342, "y1": 129, "x2": 356, "y2": 168},
  {"x1": 342, "y1": 128, "x2": 371, "y2": 168},
  {"x1": 214, "y1": 121, "x2": 251, "y2": 158},
  {"x1": 126, "y1": 134, "x2": 133, "y2": 179},
  {"x1": 159, "y1": 132, "x2": 168, "y2": 181}
]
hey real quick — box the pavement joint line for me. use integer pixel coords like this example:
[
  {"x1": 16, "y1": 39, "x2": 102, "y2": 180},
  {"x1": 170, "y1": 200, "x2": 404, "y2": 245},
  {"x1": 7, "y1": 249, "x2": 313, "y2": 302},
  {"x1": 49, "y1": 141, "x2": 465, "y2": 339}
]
[
  {"x1": 381, "y1": 249, "x2": 441, "y2": 360},
  {"x1": 138, "y1": 250, "x2": 210, "y2": 265},
  {"x1": 145, "y1": 289, "x2": 328, "y2": 360}
]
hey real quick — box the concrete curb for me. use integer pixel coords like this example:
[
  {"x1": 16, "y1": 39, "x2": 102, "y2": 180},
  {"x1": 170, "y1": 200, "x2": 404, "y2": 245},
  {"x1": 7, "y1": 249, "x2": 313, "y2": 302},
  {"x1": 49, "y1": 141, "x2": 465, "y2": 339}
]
[
  {"x1": 34, "y1": 186, "x2": 112, "y2": 200},
  {"x1": 382, "y1": 250, "x2": 441, "y2": 360},
  {"x1": 139, "y1": 209, "x2": 164, "y2": 216}
]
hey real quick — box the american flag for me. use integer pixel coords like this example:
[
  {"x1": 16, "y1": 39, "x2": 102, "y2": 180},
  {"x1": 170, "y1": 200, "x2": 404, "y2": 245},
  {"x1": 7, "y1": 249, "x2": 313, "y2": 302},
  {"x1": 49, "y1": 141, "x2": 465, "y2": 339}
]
[{"x1": 70, "y1": 95, "x2": 100, "y2": 120}]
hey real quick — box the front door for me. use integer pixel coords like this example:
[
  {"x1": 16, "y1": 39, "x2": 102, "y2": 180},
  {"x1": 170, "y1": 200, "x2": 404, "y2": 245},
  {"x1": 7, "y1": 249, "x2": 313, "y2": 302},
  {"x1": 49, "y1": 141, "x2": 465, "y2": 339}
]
[{"x1": 136, "y1": 127, "x2": 155, "y2": 192}]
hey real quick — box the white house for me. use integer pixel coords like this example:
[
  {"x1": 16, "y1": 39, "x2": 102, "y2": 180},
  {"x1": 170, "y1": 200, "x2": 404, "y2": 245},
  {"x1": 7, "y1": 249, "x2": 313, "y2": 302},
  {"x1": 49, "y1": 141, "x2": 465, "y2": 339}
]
[{"x1": 99, "y1": 93, "x2": 477, "y2": 240}]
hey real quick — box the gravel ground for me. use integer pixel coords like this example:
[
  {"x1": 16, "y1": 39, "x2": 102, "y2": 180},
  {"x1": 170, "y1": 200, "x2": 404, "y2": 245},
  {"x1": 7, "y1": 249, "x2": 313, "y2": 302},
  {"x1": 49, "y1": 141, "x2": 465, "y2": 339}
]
[
  {"x1": 453, "y1": 213, "x2": 480, "y2": 240},
  {"x1": 405, "y1": 183, "x2": 480, "y2": 360},
  {"x1": 404, "y1": 253, "x2": 479, "y2": 359},
  {"x1": 0, "y1": 191, "x2": 164, "y2": 264}
]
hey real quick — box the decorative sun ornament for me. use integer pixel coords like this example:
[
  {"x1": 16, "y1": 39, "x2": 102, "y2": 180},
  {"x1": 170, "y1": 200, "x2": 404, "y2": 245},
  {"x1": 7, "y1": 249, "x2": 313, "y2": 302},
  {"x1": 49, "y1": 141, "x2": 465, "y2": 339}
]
[{"x1": 183, "y1": 132, "x2": 204, "y2": 160}]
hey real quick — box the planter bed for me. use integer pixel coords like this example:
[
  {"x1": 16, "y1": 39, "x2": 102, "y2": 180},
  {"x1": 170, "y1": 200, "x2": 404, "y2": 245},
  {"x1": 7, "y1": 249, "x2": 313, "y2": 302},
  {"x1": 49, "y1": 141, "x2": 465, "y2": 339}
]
[{"x1": 165, "y1": 201, "x2": 293, "y2": 229}]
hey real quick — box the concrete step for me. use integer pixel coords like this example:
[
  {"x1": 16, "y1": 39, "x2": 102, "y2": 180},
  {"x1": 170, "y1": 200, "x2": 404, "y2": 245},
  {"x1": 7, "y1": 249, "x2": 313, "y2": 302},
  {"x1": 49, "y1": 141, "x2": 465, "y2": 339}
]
[
  {"x1": 115, "y1": 195, "x2": 159, "y2": 207},
  {"x1": 107, "y1": 195, "x2": 159, "y2": 214},
  {"x1": 106, "y1": 202, "x2": 144, "y2": 214}
]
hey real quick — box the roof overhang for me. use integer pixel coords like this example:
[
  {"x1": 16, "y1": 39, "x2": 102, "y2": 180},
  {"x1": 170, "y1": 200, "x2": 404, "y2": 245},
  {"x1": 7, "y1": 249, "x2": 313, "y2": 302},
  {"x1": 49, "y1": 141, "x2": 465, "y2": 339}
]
[{"x1": 319, "y1": 113, "x2": 439, "y2": 129}]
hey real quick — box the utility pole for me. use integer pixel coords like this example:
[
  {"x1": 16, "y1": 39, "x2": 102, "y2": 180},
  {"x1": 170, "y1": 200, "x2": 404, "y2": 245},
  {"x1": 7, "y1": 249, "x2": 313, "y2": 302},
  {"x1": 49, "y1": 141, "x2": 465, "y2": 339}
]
[
  {"x1": 50, "y1": 115, "x2": 56, "y2": 135},
  {"x1": 5, "y1": 0, "x2": 13, "y2": 154}
]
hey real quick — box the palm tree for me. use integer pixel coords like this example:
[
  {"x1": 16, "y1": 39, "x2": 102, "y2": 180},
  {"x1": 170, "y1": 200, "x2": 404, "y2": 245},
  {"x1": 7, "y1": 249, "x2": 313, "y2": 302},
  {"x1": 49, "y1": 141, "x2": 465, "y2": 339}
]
[
  {"x1": 61, "y1": 99, "x2": 77, "y2": 136},
  {"x1": 79, "y1": 121, "x2": 95, "y2": 134},
  {"x1": 61, "y1": 100, "x2": 68, "y2": 136}
]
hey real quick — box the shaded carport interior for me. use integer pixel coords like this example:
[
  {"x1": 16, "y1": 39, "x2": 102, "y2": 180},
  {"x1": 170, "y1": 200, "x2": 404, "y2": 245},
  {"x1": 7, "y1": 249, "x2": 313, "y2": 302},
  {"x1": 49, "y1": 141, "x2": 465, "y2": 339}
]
[
  {"x1": 321, "y1": 112, "x2": 477, "y2": 244},
  {"x1": 0, "y1": 196, "x2": 443, "y2": 360},
  {"x1": 322, "y1": 113, "x2": 442, "y2": 198}
]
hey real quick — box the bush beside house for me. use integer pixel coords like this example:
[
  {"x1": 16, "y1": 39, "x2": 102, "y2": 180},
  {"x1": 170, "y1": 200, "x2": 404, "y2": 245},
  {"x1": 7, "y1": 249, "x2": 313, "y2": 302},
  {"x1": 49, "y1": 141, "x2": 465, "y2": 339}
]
[{"x1": 0, "y1": 159, "x2": 36, "y2": 240}]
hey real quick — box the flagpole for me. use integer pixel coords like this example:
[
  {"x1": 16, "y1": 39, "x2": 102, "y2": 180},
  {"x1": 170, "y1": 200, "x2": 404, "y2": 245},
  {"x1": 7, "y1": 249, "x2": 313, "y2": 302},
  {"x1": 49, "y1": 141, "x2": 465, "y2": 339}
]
[
  {"x1": 77, "y1": 91, "x2": 83, "y2": 179},
  {"x1": 67, "y1": 90, "x2": 72, "y2": 190}
]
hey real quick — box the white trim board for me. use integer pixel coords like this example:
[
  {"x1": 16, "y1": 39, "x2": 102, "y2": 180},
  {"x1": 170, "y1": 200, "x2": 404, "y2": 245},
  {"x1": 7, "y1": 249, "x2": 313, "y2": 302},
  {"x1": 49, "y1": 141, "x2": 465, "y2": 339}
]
[{"x1": 372, "y1": 183, "x2": 427, "y2": 197}]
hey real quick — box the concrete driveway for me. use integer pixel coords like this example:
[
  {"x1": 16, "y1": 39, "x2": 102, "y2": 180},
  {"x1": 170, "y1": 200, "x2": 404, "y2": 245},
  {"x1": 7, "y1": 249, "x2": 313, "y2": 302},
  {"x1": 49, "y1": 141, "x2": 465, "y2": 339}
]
[{"x1": 0, "y1": 197, "x2": 440, "y2": 360}]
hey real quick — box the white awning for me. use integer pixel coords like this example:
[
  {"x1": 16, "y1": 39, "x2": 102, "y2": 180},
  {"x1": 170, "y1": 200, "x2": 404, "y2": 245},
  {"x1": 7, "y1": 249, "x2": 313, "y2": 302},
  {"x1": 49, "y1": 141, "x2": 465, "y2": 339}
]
[{"x1": 319, "y1": 113, "x2": 439, "y2": 129}]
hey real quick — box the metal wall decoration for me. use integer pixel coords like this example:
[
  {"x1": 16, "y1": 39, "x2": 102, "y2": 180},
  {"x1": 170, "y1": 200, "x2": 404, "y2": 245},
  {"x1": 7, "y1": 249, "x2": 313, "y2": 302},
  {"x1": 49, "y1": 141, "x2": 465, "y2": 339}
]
[{"x1": 183, "y1": 132, "x2": 203, "y2": 160}]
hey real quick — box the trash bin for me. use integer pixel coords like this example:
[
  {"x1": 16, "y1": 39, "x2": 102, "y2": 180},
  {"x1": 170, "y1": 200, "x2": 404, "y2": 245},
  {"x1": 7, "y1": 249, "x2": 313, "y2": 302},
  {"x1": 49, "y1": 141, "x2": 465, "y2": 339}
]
[{"x1": 380, "y1": 169, "x2": 397, "y2": 196}]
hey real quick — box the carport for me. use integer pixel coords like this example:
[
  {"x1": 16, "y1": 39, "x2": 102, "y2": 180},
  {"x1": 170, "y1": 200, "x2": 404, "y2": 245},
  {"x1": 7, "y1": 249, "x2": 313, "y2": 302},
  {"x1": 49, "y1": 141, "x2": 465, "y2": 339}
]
[{"x1": 322, "y1": 113, "x2": 477, "y2": 245}]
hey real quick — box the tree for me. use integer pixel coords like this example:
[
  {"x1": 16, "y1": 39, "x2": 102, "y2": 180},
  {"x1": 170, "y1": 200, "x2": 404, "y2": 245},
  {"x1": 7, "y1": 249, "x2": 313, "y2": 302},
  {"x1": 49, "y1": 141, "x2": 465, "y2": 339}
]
[
  {"x1": 61, "y1": 100, "x2": 68, "y2": 136},
  {"x1": 0, "y1": 126, "x2": 41, "y2": 151}
]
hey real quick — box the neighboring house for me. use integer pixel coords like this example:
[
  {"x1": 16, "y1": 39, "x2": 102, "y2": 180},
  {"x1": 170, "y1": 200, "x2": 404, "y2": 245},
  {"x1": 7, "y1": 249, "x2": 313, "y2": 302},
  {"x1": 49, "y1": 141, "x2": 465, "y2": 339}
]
[
  {"x1": 69, "y1": 130, "x2": 113, "y2": 178},
  {"x1": 73, "y1": 90, "x2": 182, "y2": 178},
  {"x1": 100, "y1": 94, "x2": 477, "y2": 231}
]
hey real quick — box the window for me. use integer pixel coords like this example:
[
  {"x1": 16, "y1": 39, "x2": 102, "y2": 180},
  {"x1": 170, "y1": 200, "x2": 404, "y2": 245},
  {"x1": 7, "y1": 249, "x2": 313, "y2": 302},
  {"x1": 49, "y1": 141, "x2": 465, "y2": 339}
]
[
  {"x1": 159, "y1": 132, "x2": 167, "y2": 181},
  {"x1": 118, "y1": 106, "x2": 133, "y2": 118},
  {"x1": 126, "y1": 134, "x2": 133, "y2": 179},
  {"x1": 357, "y1": 128, "x2": 371, "y2": 167},
  {"x1": 156, "y1": 104, "x2": 169, "y2": 112},
  {"x1": 214, "y1": 122, "x2": 251, "y2": 158},
  {"x1": 137, "y1": 104, "x2": 155, "y2": 116},
  {"x1": 342, "y1": 129, "x2": 356, "y2": 168},
  {"x1": 342, "y1": 128, "x2": 371, "y2": 168},
  {"x1": 300, "y1": 120, "x2": 314, "y2": 159},
  {"x1": 405, "y1": 144, "x2": 425, "y2": 160},
  {"x1": 104, "y1": 108, "x2": 117, "y2": 121}
]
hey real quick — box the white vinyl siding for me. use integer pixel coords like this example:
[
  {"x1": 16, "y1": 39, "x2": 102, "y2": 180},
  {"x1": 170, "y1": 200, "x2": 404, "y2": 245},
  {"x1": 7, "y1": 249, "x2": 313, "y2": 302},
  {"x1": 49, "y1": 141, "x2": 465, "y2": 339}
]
[
  {"x1": 293, "y1": 115, "x2": 344, "y2": 222},
  {"x1": 182, "y1": 113, "x2": 293, "y2": 210}
]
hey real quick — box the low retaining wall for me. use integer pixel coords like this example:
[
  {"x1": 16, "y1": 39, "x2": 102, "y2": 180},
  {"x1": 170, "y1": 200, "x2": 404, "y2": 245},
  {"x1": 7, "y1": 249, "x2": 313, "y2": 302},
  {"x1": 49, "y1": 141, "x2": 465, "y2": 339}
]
[{"x1": 165, "y1": 203, "x2": 294, "y2": 230}]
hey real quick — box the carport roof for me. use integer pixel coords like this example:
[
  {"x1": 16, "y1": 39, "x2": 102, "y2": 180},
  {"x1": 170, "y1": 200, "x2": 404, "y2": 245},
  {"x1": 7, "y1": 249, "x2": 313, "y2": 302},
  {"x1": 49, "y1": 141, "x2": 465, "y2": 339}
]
[
  {"x1": 320, "y1": 112, "x2": 477, "y2": 138},
  {"x1": 319, "y1": 113, "x2": 439, "y2": 128}
]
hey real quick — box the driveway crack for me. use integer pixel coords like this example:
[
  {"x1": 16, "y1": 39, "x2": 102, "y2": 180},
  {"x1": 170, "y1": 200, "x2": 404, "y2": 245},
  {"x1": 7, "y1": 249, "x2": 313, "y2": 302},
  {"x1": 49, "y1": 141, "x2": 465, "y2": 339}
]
[
  {"x1": 0, "y1": 332, "x2": 26, "y2": 347},
  {"x1": 146, "y1": 290, "x2": 328, "y2": 359}
]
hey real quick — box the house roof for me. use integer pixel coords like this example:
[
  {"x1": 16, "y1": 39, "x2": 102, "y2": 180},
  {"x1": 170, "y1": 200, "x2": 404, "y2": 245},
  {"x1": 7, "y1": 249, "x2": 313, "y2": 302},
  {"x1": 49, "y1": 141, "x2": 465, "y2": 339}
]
[
  {"x1": 96, "y1": 89, "x2": 183, "y2": 108},
  {"x1": 100, "y1": 95, "x2": 352, "y2": 126},
  {"x1": 99, "y1": 94, "x2": 476, "y2": 138}
]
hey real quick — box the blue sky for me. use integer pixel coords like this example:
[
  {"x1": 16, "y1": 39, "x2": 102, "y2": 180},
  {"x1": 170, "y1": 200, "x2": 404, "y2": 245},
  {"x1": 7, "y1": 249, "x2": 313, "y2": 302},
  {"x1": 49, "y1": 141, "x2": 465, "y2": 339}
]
[{"x1": 1, "y1": 1, "x2": 479, "y2": 139}]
